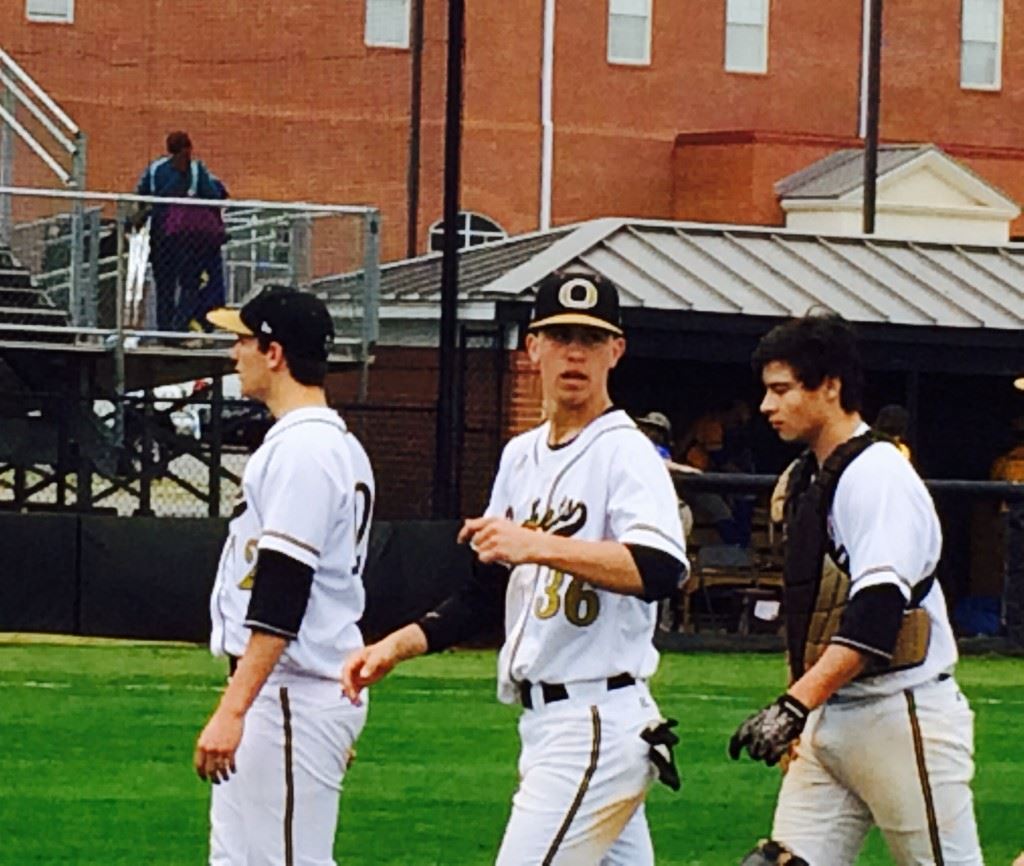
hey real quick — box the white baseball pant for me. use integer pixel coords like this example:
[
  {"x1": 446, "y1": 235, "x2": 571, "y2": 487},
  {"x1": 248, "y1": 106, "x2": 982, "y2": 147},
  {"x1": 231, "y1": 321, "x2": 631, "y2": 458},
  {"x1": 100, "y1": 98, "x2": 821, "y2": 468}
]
[
  {"x1": 209, "y1": 676, "x2": 367, "y2": 866},
  {"x1": 773, "y1": 674, "x2": 982, "y2": 865},
  {"x1": 495, "y1": 679, "x2": 662, "y2": 866}
]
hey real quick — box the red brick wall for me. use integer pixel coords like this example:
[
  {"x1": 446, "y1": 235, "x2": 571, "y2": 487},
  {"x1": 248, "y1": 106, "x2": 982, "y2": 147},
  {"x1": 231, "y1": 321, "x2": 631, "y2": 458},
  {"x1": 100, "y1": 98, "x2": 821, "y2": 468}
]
[
  {"x1": 325, "y1": 343, "x2": 517, "y2": 519},
  {"x1": 505, "y1": 351, "x2": 543, "y2": 439},
  {"x1": 5, "y1": 1, "x2": 1024, "y2": 254}
]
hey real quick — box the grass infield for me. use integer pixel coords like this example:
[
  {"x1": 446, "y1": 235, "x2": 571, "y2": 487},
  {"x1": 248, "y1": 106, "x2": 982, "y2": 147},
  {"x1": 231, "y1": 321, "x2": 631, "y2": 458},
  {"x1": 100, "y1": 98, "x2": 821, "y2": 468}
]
[{"x1": 0, "y1": 641, "x2": 1020, "y2": 865}]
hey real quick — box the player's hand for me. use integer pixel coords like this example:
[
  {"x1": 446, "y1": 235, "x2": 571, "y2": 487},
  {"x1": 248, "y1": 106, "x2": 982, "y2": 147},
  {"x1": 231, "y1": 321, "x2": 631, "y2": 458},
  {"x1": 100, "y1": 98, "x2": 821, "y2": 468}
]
[
  {"x1": 194, "y1": 708, "x2": 244, "y2": 784},
  {"x1": 341, "y1": 642, "x2": 397, "y2": 704},
  {"x1": 728, "y1": 693, "x2": 809, "y2": 766},
  {"x1": 458, "y1": 516, "x2": 541, "y2": 565}
]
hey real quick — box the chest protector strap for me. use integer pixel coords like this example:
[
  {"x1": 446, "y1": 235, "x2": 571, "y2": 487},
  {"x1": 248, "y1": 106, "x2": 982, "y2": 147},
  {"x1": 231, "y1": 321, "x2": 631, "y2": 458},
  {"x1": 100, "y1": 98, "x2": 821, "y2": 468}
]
[{"x1": 782, "y1": 432, "x2": 933, "y2": 681}]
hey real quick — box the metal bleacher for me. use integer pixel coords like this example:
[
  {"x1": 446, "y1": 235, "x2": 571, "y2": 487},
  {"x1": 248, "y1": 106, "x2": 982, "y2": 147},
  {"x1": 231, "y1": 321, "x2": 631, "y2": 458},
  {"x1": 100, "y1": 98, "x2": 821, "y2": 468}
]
[{"x1": 0, "y1": 244, "x2": 70, "y2": 333}]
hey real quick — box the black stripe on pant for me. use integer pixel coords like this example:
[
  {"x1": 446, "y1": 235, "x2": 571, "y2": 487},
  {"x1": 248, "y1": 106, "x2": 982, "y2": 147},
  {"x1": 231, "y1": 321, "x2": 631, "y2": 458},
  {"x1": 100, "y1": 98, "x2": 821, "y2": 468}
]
[
  {"x1": 281, "y1": 687, "x2": 295, "y2": 866},
  {"x1": 541, "y1": 706, "x2": 602, "y2": 866}
]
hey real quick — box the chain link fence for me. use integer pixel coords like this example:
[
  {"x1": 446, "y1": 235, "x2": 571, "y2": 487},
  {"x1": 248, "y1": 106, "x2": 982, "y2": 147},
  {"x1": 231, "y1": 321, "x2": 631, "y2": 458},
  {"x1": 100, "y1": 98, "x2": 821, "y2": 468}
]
[
  {"x1": 0, "y1": 186, "x2": 379, "y2": 342},
  {"x1": 0, "y1": 186, "x2": 381, "y2": 516},
  {"x1": 0, "y1": 385, "x2": 269, "y2": 517}
]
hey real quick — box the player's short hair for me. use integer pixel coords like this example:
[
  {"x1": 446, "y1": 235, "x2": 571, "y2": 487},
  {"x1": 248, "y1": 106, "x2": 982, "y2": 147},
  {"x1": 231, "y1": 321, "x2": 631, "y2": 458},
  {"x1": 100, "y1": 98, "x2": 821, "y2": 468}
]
[
  {"x1": 255, "y1": 335, "x2": 328, "y2": 387},
  {"x1": 751, "y1": 314, "x2": 864, "y2": 413}
]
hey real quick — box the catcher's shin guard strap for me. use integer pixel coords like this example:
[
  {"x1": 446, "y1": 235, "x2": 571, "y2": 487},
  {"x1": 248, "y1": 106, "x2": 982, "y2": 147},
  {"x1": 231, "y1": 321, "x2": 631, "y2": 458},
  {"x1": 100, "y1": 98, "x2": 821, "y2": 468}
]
[{"x1": 740, "y1": 839, "x2": 809, "y2": 866}]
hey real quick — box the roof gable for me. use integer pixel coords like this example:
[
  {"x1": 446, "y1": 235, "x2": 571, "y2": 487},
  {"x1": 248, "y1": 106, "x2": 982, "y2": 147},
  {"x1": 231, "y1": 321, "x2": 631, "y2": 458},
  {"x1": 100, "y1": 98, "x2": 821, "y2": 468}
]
[{"x1": 776, "y1": 144, "x2": 1019, "y2": 216}]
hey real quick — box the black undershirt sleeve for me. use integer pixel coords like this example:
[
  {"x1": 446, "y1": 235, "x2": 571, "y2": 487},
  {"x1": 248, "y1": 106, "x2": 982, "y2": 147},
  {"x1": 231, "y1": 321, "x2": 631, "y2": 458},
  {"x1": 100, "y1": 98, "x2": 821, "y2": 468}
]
[
  {"x1": 626, "y1": 544, "x2": 688, "y2": 602},
  {"x1": 245, "y1": 549, "x2": 315, "y2": 640},
  {"x1": 417, "y1": 558, "x2": 509, "y2": 654},
  {"x1": 833, "y1": 582, "x2": 906, "y2": 661}
]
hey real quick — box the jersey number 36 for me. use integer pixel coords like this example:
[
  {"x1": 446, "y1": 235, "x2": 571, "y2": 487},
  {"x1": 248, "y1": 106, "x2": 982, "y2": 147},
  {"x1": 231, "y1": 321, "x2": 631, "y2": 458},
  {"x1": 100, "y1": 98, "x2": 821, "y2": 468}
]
[{"x1": 535, "y1": 570, "x2": 600, "y2": 627}]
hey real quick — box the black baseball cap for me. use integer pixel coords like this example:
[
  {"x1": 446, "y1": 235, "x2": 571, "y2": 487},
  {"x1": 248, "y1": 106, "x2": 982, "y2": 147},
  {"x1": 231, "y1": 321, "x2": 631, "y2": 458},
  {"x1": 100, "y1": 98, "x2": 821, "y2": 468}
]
[
  {"x1": 528, "y1": 271, "x2": 622, "y2": 336},
  {"x1": 206, "y1": 286, "x2": 334, "y2": 361}
]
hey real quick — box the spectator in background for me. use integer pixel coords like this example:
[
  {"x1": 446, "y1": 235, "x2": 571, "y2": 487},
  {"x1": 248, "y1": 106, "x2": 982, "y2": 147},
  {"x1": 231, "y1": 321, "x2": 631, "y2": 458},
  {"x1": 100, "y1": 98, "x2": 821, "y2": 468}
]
[
  {"x1": 637, "y1": 410, "x2": 694, "y2": 632},
  {"x1": 135, "y1": 131, "x2": 226, "y2": 332},
  {"x1": 680, "y1": 400, "x2": 756, "y2": 547},
  {"x1": 991, "y1": 416, "x2": 1024, "y2": 484},
  {"x1": 874, "y1": 403, "x2": 913, "y2": 461},
  {"x1": 636, "y1": 410, "x2": 694, "y2": 539},
  {"x1": 186, "y1": 173, "x2": 229, "y2": 331}
]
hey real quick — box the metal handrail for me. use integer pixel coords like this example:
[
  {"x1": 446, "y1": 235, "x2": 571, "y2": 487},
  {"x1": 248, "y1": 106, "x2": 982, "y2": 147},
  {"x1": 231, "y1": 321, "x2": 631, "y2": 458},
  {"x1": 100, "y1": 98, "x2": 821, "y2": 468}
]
[
  {"x1": 0, "y1": 184, "x2": 376, "y2": 215},
  {"x1": 0, "y1": 47, "x2": 79, "y2": 134},
  {"x1": 673, "y1": 470, "x2": 1024, "y2": 500}
]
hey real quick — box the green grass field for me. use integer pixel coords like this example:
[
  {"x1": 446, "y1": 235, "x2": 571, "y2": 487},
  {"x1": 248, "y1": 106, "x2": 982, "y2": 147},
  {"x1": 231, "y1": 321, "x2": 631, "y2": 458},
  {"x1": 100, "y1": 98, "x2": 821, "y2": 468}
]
[{"x1": 0, "y1": 639, "x2": 1021, "y2": 865}]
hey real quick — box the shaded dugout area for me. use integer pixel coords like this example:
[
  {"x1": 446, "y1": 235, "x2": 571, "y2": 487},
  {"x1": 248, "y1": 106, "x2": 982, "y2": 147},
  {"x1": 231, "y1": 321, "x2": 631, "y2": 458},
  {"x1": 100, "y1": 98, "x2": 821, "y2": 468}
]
[{"x1": 595, "y1": 311, "x2": 1024, "y2": 609}]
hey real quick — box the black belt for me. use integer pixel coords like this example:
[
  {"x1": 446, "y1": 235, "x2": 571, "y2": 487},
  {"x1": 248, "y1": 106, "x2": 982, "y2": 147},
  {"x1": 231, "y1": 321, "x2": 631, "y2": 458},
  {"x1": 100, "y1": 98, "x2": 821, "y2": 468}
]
[
  {"x1": 228, "y1": 654, "x2": 239, "y2": 677},
  {"x1": 519, "y1": 673, "x2": 635, "y2": 710}
]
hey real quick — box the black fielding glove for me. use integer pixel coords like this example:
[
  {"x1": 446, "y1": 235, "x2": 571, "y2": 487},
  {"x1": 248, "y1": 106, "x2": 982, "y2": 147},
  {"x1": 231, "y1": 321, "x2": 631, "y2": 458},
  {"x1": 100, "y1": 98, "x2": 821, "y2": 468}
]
[
  {"x1": 641, "y1": 717, "x2": 681, "y2": 791},
  {"x1": 728, "y1": 694, "x2": 809, "y2": 767}
]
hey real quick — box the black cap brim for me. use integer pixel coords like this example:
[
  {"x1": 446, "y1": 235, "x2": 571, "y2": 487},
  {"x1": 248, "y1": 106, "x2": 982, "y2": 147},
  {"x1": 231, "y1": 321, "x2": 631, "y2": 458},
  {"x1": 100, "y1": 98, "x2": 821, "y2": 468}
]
[{"x1": 528, "y1": 312, "x2": 623, "y2": 336}]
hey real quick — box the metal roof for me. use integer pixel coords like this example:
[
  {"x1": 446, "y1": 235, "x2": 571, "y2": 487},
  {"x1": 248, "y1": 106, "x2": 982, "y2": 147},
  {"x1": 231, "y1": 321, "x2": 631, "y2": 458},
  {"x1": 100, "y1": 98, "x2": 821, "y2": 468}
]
[
  {"x1": 325, "y1": 218, "x2": 1024, "y2": 331},
  {"x1": 315, "y1": 226, "x2": 572, "y2": 303},
  {"x1": 775, "y1": 145, "x2": 933, "y2": 199}
]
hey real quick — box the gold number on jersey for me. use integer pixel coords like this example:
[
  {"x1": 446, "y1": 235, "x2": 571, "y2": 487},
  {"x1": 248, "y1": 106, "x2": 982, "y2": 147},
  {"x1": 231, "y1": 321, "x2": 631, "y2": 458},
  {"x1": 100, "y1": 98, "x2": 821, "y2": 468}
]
[
  {"x1": 564, "y1": 578, "x2": 599, "y2": 627},
  {"x1": 534, "y1": 570, "x2": 600, "y2": 626},
  {"x1": 237, "y1": 538, "x2": 258, "y2": 590},
  {"x1": 534, "y1": 571, "x2": 565, "y2": 620}
]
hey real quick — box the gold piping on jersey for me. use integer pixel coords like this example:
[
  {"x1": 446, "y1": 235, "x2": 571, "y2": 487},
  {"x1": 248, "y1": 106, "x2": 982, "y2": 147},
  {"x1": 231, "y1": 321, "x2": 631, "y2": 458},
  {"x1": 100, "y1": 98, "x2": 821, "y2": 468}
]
[
  {"x1": 262, "y1": 415, "x2": 348, "y2": 444},
  {"x1": 262, "y1": 530, "x2": 320, "y2": 558},
  {"x1": 542, "y1": 705, "x2": 602, "y2": 865},
  {"x1": 906, "y1": 690, "x2": 945, "y2": 866},
  {"x1": 504, "y1": 421, "x2": 638, "y2": 689},
  {"x1": 623, "y1": 521, "x2": 687, "y2": 560}
]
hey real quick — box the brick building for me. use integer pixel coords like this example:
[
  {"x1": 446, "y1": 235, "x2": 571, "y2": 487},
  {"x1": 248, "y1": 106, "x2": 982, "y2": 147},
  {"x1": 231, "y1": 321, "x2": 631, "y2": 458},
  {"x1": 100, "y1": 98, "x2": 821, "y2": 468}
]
[
  {"x1": 4, "y1": 0, "x2": 1024, "y2": 263},
  {"x1": 4, "y1": 0, "x2": 1023, "y2": 532}
]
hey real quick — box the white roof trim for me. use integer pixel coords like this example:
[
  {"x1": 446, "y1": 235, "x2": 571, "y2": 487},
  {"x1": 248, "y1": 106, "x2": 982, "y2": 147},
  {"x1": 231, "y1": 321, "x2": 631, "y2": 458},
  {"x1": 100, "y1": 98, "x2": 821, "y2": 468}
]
[
  {"x1": 781, "y1": 198, "x2": 1020, "y2": 222},
  {"x1": 376, "y1": 302, "x2": 497, "y2": 320},
  {"x1": 830, "y1": 149, "x2": 1020, "y2": 215}
]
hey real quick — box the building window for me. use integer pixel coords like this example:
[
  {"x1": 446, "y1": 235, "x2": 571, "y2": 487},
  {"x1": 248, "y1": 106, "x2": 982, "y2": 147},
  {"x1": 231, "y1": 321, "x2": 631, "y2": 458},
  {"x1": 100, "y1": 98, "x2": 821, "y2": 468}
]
[
  {"x1": 608, "y1": 0, "x2": 652, "y2": 66},
  {"x1": 428, "y1": 213, "x2": 507, "y2": 252},
  {"x1": 365, "y1": 0, "x2": 410, "y2": 49},
  {"x1": 25, "y1": 0, "x2": 74, "y2": 23},
  {"x1": 961, "y1": 0, "x2": 1002, "y2": 89},
  {"x1": 725, "y1": 0, "x2": 769, "y2": 73}
]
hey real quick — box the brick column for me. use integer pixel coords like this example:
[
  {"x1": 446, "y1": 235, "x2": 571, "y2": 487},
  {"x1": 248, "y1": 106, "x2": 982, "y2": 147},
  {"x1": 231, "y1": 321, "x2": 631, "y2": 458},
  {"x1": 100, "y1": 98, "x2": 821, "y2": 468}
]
[{"x1": 505, "y1": 349, "x2": 542, "y2": 438}]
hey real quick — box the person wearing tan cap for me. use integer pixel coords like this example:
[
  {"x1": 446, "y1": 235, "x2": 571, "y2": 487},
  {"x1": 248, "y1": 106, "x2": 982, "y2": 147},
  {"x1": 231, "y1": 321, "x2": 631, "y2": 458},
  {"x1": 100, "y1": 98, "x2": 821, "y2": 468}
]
[{"x1": 195, "y1": 286, "x2": 375, "y2": 865}]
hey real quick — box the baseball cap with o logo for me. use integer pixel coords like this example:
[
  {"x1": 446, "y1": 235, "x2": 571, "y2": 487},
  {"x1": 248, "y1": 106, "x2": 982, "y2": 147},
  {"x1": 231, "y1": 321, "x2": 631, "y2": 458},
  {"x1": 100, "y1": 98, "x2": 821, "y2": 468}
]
[{"x1": 528, "y1": 270, "x2": 622, "y2": 336}]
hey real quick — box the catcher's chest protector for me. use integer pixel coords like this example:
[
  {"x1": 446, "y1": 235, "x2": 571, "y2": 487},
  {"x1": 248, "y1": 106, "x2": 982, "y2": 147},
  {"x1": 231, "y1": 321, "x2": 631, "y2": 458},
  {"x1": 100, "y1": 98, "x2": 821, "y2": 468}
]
[{"x1": 781, "y1": 433, "x2": 882, "y2": 681}]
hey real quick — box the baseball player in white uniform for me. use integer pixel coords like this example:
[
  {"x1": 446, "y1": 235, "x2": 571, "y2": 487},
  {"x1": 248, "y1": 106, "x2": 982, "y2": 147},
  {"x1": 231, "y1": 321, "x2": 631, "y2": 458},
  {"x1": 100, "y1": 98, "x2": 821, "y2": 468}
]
[
  {"x1": 342, "y1": 270, "x2": 688, "y2": 865},
  {"x1": 730, "y1": 314, "x2": 982, "y2": 866},
  {"x1": 196, "y1": 286, "x2": 375, "y2": 866}
]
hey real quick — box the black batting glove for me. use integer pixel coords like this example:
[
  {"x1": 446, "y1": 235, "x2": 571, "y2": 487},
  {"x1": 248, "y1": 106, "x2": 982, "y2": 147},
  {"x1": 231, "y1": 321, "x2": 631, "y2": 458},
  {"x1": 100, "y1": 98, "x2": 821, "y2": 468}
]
[{"x1": 728, "y1": 693, "x2": 809, "y2": 766}]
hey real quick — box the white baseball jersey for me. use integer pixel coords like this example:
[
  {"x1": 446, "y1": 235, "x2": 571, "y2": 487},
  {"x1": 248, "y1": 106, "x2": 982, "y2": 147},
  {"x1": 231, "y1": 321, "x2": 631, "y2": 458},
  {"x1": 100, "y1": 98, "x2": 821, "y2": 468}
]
[
  {"x1": 770, "y1": 424, "x2": 981, "y2": 865},
  {"x1": 488, "y1": 409, "x2": 688, "y2": 704},
  {"x1": 209, "y1": 406, "x2": 374, "y2": 681},
  {"x1": 829, "y1": 424, "x2": 956, "y2": 699}
]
